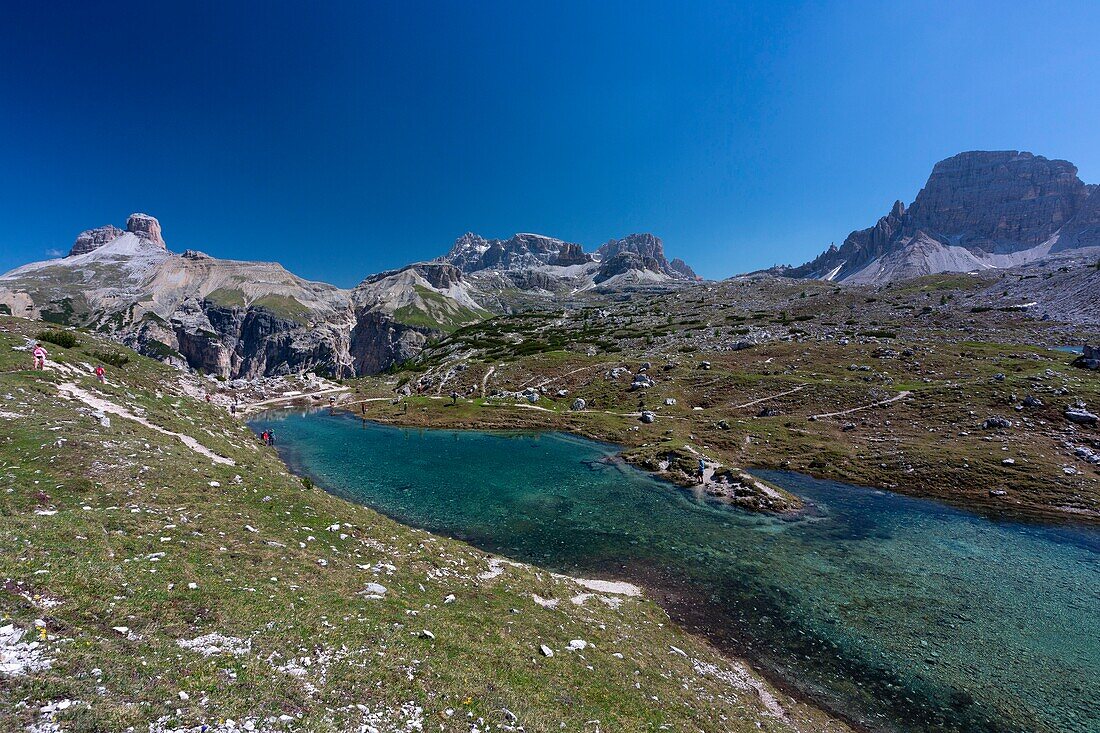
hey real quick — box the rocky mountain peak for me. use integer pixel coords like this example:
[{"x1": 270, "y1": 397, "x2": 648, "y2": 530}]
[
  {"x1": 597, "y1": 233, "x2": 698, "y2": 281},
  {"x1": 126, "y1": 213, "x2": 165, "y2": 247},
  {"x1": 69, "y1": 225, "x2": 124, "y2": 257},
  {"x1": 785, "y1": 150, "x2": 1099, "y2": 283},
  {"x1": 903, "y1": 151, "x2": 1084, "y2": 250}
]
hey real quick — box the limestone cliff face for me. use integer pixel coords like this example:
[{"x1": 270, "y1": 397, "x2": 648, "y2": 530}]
[
  {"x1": 349, "y1": 311, "x2": 431, "y2": 374},
  {"x1": 789, "y1": 151, "x2": 1100, "y2": 283},
  {"x1": 550, "y1": 242, "x2": 592, "y2": 266},
  {"x1": 70, "y1": 225, "x2": 124, "y2": 256}
]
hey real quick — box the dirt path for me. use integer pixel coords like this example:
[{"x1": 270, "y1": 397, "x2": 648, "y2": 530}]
[
  {"x1": 734, "y1": 384, "x2": 806, "y2": 409},
  {"x1": 58, "y1": 382, "x2": 236, "y2": 465},
  {"x1": 481, "y1": 365, "x2": 496, "y2": 398},
  {"x1": 240, "y1": 386, "x2": 350, "y2": 415},
  {"x1": 810, "y1": 390, "x2": 912, "y2": 420}
]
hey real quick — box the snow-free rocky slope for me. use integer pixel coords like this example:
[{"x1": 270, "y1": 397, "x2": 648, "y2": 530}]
[
  {"x1": 785, "y1": 151, "x2": 1100, "y2": 284},
  {"x1": 0, "y1": 316, "x2": 849, "y2": 732},
  {"x1": 0, "y1": 216, "x2": 701, "y2": 379}
]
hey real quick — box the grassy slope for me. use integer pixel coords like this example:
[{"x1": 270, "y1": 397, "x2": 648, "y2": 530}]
[
  {"x1": 0, "y1": 316, "x2": 847, "y2": 733},
  {"x1": 359, "y1": 317, "x2": 1100, "y2": 524}
]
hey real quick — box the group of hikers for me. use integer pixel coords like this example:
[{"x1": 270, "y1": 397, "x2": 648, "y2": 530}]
[
  {"x1": 30, "y1": 342, "x2": 107, "y2": 383},
  {"x1": 259, "y1": 429, "x2": 276, "y2": 446}
]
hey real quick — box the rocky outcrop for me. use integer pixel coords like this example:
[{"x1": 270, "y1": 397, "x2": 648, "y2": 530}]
[
  {"x1": 550, "y1": 242, "x2": 592, "y2": 266},
  {"x1": 126, "y1": 213, "x2": 165, "y2": 246},
  {"x1": 506, "y1": 270, "x2": 558, "y2": 292},
  {"x1": 788, "y1": 151, "x2": 1100, "y2": 283},
  {"x1": 596, "y1": 233, "x2": 699, "y2": 280},
  {"x1": 349, "y1": 311, "x2": 431, "y2": 374},
  {"x1": 69, "y1": 225, "x2": 124, "y2": 257}
]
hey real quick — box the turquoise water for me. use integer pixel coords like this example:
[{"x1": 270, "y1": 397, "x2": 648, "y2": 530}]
[{"x1": 250, "y1": 410, "x2": 1100, "y2": 733}]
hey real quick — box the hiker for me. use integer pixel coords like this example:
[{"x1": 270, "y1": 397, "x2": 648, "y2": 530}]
[
  {"x1": 32, "y1": 343, "x2": 47, "y2": 370},
  {"x1": 698, "y1": 458, "x2": 706, "y2": 484},
  {"x1": 94, "y1": 365, "x2": 106, "y2": 383},
  {"x1": 205, "y1": 393, "x2": 212, "y2": 403},
  {"x1": 450, "y1": 390, "x2": 459, "y2": 405},
  {"x1": 402, "y1": 400, "x2": 408, "y2": 415},
  {"x1": 261, "y1": 430, "x2": 270, "y2": 445},
  {"x1": 268, "y1": 430, "x2": 275, "y2": 446}
]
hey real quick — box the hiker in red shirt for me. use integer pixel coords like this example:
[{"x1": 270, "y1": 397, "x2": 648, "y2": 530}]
[{"x1": 95, "y1": 365, "x2": 106, "y2": 383}]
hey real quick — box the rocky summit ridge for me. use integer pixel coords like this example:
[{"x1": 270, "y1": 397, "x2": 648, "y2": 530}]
[{"x1": 785, "y1": 151, "x2": 1100, "y2": 284}]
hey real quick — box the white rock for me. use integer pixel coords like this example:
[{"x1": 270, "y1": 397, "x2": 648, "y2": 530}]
[
  {"x1": 539, "y1": 644, "x2": 554, "y2": 657},
  {"x1": 566, "y1": 639, "x2": 588, "y2": 651},
  {"x1": 362, "y1": 582, "x2": 388, "y2": 598}
]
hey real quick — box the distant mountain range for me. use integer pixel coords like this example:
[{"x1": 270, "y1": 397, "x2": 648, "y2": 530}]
[
  {"x1": 4, "y1": 149, "x2": 1097, "y2": 378},
  {"x1": 774, "y1": 150, "x2": 1100, "y2": 284},
  {"x1": 0, "y1": 215, "x2": 697, "y2": 378}
]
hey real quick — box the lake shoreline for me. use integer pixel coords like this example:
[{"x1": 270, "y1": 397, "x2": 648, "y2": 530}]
[
  {"x1": 251, "y1": 411, "x2": 872, "y2": 733},
  {"x1": 311, "y1": 395, "x2": 1100, "y2": 529}
]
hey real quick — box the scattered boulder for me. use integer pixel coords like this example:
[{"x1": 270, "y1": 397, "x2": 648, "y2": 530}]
[
  {"x1": 982, "y1": 416, "x2": 1013, "y2": 430},
  {"x1": 630, "y1": 374, "x2": 654, "y2": 390},
  {"x1": 539, "y1": 644, "x2": 554, "y2": 657},
  {"x1": 361, "y1": 583, "x2": 388, "y2": 599},
  {"x1": 570, "y1": 398, "x2": 586, "y2": 411},
  {"x1": 664, "y1": 397, "x2": 677, "y2": 406},
  {"x1": 639, "y1": 411, "x2": 657, "y2": 424},
  {"x1": 698, "y1": 361, "x2": 712, "y2": 370},
  {"x1": 1064, "y1": 406, "x2": 1098, "y2": 426},
  {"x1": 526, "y1": 392, "x2": 540, "y2": 404},
  {"x1": 1072, "y1": 345, "x2": 1100, "y2": 370},
  {"x1": 757, "y1": 407, "x2": 779, "y2": 418},
  {"x1": 1022, "y1": 395, "x2": 1043, "y2": 408}
]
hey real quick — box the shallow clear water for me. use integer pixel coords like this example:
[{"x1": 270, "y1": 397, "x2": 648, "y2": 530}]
[{"x1": 251, "y1": 410, "x2": 1100, "y2": 733}]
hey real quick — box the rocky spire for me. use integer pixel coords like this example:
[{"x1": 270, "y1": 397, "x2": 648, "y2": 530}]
[{"x1": 126, "y1": 213, "x2": 165, "y2": 247}]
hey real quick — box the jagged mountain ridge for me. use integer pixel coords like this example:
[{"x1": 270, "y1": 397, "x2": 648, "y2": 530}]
[
  {"x1": 438, "y1": 230, "x2": 699, "y2": 288},
  {"x1": 0, "y1": 215, "x2": 700, "y2": 378},
  {"x1": 787, "y1": 151, "x2": 1100, "y2": 284},
  {"x1": 0, "y1": 215, "x2": 490, "y2": 378}
]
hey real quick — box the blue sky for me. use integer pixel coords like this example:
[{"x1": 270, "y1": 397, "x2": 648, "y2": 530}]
[{"x1": 2, "y1": 1, "x2": 1098, "y2": 285}]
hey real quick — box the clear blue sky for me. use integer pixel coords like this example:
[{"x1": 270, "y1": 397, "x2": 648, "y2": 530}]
[{"x1": 2, "y1": 1, "x2": 1098, "y2": 285}]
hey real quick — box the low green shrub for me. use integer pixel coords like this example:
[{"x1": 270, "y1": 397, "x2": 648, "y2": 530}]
[
  {"x1": 36, "y1": 329, "x2": 78, "y2": 348},
  {"x1": 88, "y1": 349, "x2": 130, "y2": 368}
]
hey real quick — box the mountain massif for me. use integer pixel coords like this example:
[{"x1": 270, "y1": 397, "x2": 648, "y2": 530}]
[
  {"x1": 784, "y1": 151, "x2": 1100, "y2": 283},
  {"x1": 0, "y1": 215, "x2": 697, "y2": 378}
]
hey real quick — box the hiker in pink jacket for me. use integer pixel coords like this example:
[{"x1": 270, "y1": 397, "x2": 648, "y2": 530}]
[{"x1": 32, "y1": 343, "x2": 47, "y2": 370}]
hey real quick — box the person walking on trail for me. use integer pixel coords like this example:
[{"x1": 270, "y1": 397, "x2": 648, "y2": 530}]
[
  {"x1": 32, "y1": 343, "x2": 48, "y2": 370},
  {"x1": 94, "y1": 365, "x2": 106, "y2": 383},
  {"x1": 698, "y1": 458, "x2": 707, "y2": 484}
]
